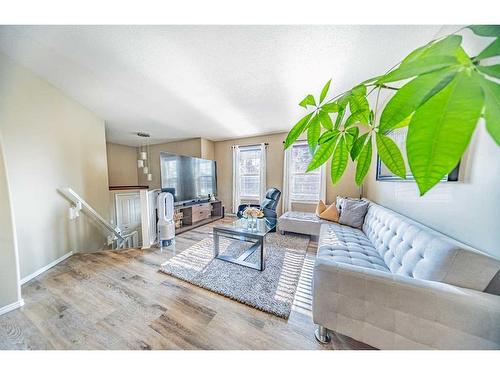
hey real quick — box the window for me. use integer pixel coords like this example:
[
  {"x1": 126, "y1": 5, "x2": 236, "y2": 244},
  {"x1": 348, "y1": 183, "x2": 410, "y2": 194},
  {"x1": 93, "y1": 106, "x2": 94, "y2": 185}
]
[
  {"x1": 283, "y1": 141, "x2": 325, "y2": 211},
  {"x1": 197, "y1": 159, "x2": 215, "y2": 197},
  {"x1": 239, "y1": 147, "x2": 261, "y2": 199},
  {"x1": 232, "y1": 144, "x2": 267, "y2": 213}
]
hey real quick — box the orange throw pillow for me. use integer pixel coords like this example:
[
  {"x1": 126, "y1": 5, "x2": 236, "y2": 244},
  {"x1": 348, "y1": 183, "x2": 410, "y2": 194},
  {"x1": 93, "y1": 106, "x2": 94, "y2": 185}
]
[
  {"x1": 315, "y1": 200, "x2": 327, "y2": 216},
  {"x1": 319, "y1": 203, "x2": 340, "y2": 222}
]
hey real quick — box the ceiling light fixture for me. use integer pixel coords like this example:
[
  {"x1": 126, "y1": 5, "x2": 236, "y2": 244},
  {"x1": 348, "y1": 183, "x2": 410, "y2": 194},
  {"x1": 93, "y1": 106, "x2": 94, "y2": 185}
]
[{"x1": 137, "y1": 132, "x2": 152, "y2": 184}]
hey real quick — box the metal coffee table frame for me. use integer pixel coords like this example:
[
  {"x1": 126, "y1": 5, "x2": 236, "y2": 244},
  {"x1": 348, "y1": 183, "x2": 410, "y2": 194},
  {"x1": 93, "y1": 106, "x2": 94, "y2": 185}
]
[{"x1": 213, "y1": 219, "x2": 276, "y2": 271}]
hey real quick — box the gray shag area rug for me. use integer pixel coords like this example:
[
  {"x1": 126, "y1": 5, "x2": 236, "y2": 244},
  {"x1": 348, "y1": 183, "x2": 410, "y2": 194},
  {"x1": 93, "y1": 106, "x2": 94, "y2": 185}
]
[{"x1": 159, "y1": 232, "x2": 309, "y2": 319}]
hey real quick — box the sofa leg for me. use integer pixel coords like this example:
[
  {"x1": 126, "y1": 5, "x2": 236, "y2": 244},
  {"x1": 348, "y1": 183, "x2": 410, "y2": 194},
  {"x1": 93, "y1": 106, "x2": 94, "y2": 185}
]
[{"x1": 315, "y1": 325, "x2": 331, "y2": 344}]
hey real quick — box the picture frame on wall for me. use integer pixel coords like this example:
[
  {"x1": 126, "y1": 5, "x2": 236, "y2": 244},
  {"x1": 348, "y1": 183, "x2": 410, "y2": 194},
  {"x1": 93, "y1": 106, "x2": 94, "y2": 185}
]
[{"x1": 376, "y1": 127, "x2": 460, "y2": 182}]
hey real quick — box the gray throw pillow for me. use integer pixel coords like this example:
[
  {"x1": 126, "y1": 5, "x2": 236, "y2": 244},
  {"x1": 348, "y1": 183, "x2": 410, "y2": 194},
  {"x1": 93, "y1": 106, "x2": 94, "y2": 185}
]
[{"x1": 338, "y1": 199, "x2": 369, "y2": 229}]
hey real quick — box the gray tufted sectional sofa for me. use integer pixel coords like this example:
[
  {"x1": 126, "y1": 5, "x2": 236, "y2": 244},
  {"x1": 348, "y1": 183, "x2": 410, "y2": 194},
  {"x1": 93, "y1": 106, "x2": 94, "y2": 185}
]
[{"x1": 278, "y1": 200, "x2": 500, "y2": 349}]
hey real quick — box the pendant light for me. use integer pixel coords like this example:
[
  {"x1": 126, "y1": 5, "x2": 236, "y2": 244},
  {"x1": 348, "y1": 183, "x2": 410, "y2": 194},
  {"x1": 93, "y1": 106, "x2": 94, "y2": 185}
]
[{"x1": 136, "y1": 132, "x2": 152, "y2": 181}]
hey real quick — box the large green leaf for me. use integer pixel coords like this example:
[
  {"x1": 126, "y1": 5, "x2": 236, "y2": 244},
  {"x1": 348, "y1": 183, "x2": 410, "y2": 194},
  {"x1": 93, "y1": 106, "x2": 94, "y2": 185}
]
[
  {"x1": 306, "y1": 137, "x2": 337, "y2": 172},
  {"x1": 468, "y1": 25, "x2": 500, "y2": 38},
  {"x1": 345, "y1": 109, "x2": 369, "y2": 127},
  {"x1": 355, "y1": 137, "x2": 372, "y2": 185},
  {"x1": 330, "y1": 137, "x2": 349, "y2": 184},
  {"x1": 320, "y1": 79, "x2": 331, "y2": 104},
  {"x1": 376, "y1": 133, "x2": 406, "y2": 178},
  {"x1": 344, "y1": 127, "x2": 360, "y2": 149},
  {"x1": 476, "y1": 39, "x2": 500, "y2": 61},
  {"x1": 378, "y1": 56, "x2": 458, "y2": 83},
  {"x1": 378, "y1": 36, "x2": 463, "y2": 84},
  {"x1": 349, "y1": 93, "x2": 369, "y2": 113},
  {"x1": 319, "y1": 129, "x2": 340, "y2": 144},
  {"x1": 401, "y1": 35, "x2": 463, "y2": 65},
  {"x1": 284, "y1": 113, "x2": 313, "y2": 149},
  {"x1": 299, "y1": 95, "x2": 316, "y2": 108},
  {"x1": 480, "y1": 77, "x2": 500, "y2": 146},
  {"x1": 321, "y1": 102, "x2": 340, "y2": 112},
  {"x1": 319, "y1": 110, "x2": 333, "y2": 130},
  {"x1": 478, "y1": 64, "x2": 500, "y2": 79},
  {"x1": 351, "y1": 133, "x2": 369, "y2": 160},
  {"x1": 351, "y1": 85, "x2": 367, "y2": 96},
  {"x1": 307, "y1": 116, "x2": 321, "y2": 154},
  {"x1": 334, "y1": 108, "x2": 345, "y2": 129},
  {"x1": 407, "y1": 72, "x2": 484, "y2": 195},
  {"x1": 379, "y1": 68, "x2": 458, "y2": 133}
]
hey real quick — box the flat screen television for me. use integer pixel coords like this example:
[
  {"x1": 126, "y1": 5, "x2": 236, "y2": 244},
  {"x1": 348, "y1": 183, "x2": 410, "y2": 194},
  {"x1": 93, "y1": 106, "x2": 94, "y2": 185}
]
[{"x1": 159, "y1": 152, "x2": 217, "y2": 203}]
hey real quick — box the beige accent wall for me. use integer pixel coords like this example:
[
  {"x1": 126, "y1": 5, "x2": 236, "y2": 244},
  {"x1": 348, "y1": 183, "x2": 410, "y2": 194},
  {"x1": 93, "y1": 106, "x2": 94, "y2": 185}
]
[
  {"x1": 0, "y1": 52, "x2": 110, "y2": 279},
  {"x1": 137, "y1": 138, "x2": 202, "y2": 189},
  {"x1": 364, "y1": 124, "x2": 500, "y2": 258},
  {"x1": 201, "y1": 138, "x2": 215, "y2": 160},
  {"x1": 214, "y1": 132, "x2": 359, "y2": 214},
  {"x1": 106, "y1": 142, "x2": 139, "y2": 186},
  {"x1": 0, "y1": 133, "x2": 22, "y2": 309}
]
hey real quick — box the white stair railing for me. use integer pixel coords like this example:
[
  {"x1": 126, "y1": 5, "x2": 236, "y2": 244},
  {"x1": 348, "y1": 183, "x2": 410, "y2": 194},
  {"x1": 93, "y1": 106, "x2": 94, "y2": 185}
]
[{"x1": 59, "y1": 187, "x2": 132, "y2": 249}]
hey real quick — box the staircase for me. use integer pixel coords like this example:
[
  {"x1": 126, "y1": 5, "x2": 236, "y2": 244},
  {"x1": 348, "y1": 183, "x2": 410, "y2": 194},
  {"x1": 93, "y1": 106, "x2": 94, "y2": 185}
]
[{"x1": 59, "y1": 187, "x2": 137, "y2": 250}]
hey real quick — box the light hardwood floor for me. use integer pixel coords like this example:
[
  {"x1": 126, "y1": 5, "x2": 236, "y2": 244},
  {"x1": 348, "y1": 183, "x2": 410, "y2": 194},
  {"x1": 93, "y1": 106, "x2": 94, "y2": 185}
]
[{"x1": 0, "y1": 218, "x2": 373, "y2": 350}]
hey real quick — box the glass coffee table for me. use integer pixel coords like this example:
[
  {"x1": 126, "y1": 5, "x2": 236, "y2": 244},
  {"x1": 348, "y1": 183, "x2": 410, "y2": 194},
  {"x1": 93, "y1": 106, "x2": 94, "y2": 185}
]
[{"x1": 213, "y1": 217, "x2": 277, "y2": 271}]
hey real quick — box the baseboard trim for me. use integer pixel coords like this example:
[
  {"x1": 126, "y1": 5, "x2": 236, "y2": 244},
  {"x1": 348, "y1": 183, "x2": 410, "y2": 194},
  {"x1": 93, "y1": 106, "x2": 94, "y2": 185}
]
[
  {"x1": 0, "y1": 299, "x2": 25, "y2": 316},
  {"x1": 20, "y1": 251, "x2": 74, "y2": 285}
]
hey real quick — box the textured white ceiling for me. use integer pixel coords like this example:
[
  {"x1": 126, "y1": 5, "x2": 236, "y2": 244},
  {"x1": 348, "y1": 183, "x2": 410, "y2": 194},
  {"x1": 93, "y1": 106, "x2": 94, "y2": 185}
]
[{"x1": 0, "y1": 25, "x2": 446, "y2": 146}]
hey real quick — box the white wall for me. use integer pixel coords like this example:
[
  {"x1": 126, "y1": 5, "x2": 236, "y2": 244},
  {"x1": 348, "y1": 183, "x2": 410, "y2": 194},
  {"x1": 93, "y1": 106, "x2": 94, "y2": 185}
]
[
  {"x1": 364, "y1": 124, "x2": 500, "y2": 258},
  {"x1": 0, "y1": 133, "x2": 22, "y2": 311},
  {"x1": 0, "y1": 52, "x2": 111, "y2": 279}
]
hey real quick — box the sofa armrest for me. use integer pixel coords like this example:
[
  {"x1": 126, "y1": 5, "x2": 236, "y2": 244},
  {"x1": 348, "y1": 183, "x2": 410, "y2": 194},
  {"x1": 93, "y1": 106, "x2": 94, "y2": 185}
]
[{"x1": 313, "y1": 257, "x2": 500, "y2": 349}]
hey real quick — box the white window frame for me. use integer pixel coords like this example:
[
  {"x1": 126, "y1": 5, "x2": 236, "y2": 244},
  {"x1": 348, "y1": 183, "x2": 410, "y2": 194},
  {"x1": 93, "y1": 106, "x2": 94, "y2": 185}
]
[
  {"x1": 232, "y1": 144, "x2": 267, "y2": 213},
  {"x1": 238, "y1": 146, "x2": 261, "y2": 200},
  {"x1": 283, "y1": 141, "x2": 326, "y2": 212}
]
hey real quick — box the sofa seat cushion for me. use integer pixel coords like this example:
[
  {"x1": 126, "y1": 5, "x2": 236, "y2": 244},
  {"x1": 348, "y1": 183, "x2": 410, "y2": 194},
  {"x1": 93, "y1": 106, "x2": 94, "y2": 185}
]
[
  {"x1": 278, "y1": 211, "x2": 328, "y2": 236},
  {"x1": 318, "y1": 223, "x2": 389, "y2": 272}
]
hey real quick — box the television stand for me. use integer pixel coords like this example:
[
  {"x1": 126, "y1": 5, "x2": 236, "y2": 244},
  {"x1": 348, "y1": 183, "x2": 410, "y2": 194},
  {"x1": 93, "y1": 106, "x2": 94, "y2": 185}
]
[{"x1": 175, "y1": 200, "x2": 224, "y2": 235}]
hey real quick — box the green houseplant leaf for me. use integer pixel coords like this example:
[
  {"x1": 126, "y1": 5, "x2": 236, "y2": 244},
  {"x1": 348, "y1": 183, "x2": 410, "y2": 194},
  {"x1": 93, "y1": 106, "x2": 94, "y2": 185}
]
[
  {"x1": 378, "y1": 36, "x2": 463, "y2": 84},
  {"x1": 477, "y1": 64, "x2": 500, "y2": 79},
  {"x1": 319, "y1": 79, "x2": 332, "y2": 103},
  {"x1": 334, "y1": 108, "x2": 345, "y2": 129},
  {"x1": 401, "y1": 35, "x2": 463, "y2": 65},
  {"x1": 468, "y1": 25, "x2": 500, "y2": 38},
  {"x1": 319, "y1": 129, "x2": 340, "y2": 144},
  {"x1": 476, "y1": 39, "x2": 500, "y2": 61},
  {"x1": 379, "y1": 68, "x2": 458, "y2": 133},
  {"x1": 480, "y1": 77, "x2": 500, "y2": 146},
  {"x1": 350, "y1": 133, "x2": 369, "y2": 160},
  {"x1": 407, "y1": 71, "x2": 485, "y2": 195},
  {"x1": 355, "y1": 137, "x2": 372, "y2": 185},
  {"x1": 330, "y1": 137, "x2": 349, "y2": 184},
  {"x1": 286, "y1": 27, "x2": 500, "y2": 196},
  {"x1": 299, "y1": 94, "x2": 316, "y2": 108},
  {"x1": 284, "y1": 112, "x2": 313, "y2": 149},
  {"x1": 376, "y1": 133, "x2": 406, "y2": 178},
  {"x1": 378, "y1": 56, "x2": 458, "y2": 83},
  {"x1": 319, "y1": 110, "x2": 334, "y2": 130},
  {"x1": 306, "y1": 136, "x2": 337, "y2": 172},
  {"x1": 307, "y1": 115, "x2": 321, "y2": 154},
  {"x1": 321, "y1": 102, "x2": 340, "y2": 112}
]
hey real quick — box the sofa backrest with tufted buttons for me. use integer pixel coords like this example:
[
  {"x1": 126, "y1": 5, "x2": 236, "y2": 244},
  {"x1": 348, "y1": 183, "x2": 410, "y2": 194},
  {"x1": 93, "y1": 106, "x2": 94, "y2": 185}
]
[{"x1": 362, "y1": 202, "x2": 500, "y2": 293}]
